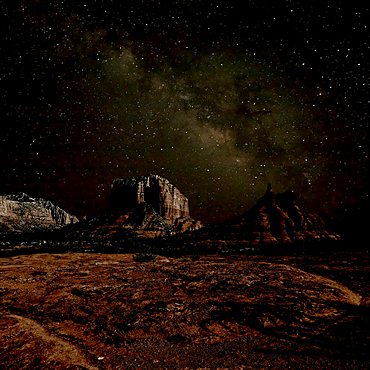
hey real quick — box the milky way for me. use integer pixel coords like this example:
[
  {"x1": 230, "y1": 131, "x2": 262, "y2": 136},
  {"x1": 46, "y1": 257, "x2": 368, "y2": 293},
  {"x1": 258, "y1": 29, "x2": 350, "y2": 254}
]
[
  {"x1": 0, "y1": 1, "x2": 368, "y2": 225},
  {"x1": 76, "y1": 44, "x2": 330, "y2": 219}
]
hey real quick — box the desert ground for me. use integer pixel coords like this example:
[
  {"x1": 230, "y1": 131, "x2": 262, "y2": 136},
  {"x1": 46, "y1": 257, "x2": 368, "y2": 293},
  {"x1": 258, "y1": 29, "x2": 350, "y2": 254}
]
[{"x1": 0, "y1": 249, "x2": 369, "y2": 369}]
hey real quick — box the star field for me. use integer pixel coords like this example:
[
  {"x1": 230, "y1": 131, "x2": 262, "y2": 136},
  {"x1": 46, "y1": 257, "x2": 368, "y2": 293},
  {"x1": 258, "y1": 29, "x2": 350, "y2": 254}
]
[{"x1": 0, "y1": 1, "x2": 368, "y2": 228}]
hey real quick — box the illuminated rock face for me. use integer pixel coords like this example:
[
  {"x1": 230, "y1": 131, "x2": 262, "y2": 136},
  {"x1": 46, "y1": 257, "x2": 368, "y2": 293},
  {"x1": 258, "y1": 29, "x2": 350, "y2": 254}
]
[
  {"x1": 107, "y1": 175, "x2": 202, "y2": 237},
  {"x1": 110, "y1": 174, "x2": 190, "y2": 225},
  {"x1": 0, "y1": 193, "x2": 78, "y2": 233}
]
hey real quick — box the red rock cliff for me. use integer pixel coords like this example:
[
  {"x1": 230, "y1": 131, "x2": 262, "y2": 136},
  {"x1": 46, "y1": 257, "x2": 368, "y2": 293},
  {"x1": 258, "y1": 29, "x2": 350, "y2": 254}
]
[{"x1": 110, "y1": 175, "x2": 190, "y2": 225}]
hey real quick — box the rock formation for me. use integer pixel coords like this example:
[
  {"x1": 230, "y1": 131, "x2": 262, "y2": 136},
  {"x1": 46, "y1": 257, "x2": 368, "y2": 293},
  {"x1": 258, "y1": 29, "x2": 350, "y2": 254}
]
[
  {"x1": 110, "y1": 174, "x2": 190, "y2": 224},
  {"x1": 184, "y1": 184, "x2": 341, "y2": 251},
  {"x1": 78, "y1": 175, "x2": 203, "y2": 239},
  {"x1": 0, "y1": 193, "x2": 78, "y2": 233},
  {"x1": 233, "y1": 184, "x2": 341, "y2": 246}
]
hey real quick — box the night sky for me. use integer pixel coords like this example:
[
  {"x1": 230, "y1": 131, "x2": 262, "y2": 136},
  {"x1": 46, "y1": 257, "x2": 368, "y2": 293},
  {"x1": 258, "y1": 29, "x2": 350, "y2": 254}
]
[{"x1": 0, "y1": 1, "x2": 368, "y2": 230}]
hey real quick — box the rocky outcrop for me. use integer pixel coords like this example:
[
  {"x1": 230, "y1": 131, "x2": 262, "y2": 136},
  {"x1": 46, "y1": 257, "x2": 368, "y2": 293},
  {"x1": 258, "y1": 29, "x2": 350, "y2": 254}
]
[
  {"x1": 184, "y1": 184, "x2": 341, "y2": 251},
  {"x1": 0, "y1": 193, "x2": 78, "y2": 233},
  {"x1": 87, "y1": 203, "x2": 173, "y2": 239},
  {"x1": 64, "y1": 175, "x2": 203, "y2": 241},
  {"x1": 106, "y1": 175, "x2": 202, "y2": 236},
  {"x1": 110, "y1": 175, "x2": 190, "y2": 224},
  {"x1": 233, "y1": 184, "x2": 341, "y2": 246}
]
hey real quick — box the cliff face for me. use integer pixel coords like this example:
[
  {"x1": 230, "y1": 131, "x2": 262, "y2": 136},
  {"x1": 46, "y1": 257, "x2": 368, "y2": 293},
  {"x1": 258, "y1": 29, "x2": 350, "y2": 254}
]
[
  {"x1": 74, "y1": 175, "x2": 203, "y2": 239},
  {"x1": 110, "y1": 175, "x2": 191, "y2": 225},
  {"x1": 0, "y1": 193, "x2": 78, "y2": 233}
]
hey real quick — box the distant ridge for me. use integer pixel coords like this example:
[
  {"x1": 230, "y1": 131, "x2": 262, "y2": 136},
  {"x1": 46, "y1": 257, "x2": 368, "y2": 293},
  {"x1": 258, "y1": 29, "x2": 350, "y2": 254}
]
[
  {"x1": 0, "y1": 180, "x2": 340, "y2": 251},
  {"x1": 0, "y1": 192, "x2": 78, "y2": 233}
]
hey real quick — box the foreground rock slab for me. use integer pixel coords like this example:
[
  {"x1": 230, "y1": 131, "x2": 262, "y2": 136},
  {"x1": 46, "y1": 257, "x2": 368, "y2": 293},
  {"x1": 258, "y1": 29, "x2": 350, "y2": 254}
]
[{"x1": 0, "y1": 253, "x2": 368, "y2": 369}]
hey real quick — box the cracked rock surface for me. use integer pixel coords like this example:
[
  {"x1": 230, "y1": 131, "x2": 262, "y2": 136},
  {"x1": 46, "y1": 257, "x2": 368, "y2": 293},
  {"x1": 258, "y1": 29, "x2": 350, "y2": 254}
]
[{"x1": 0, "y1": 252, "x2": 368, "y2": 369}]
